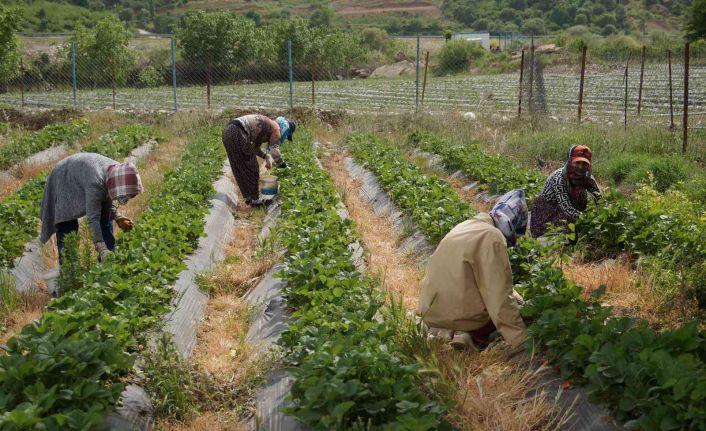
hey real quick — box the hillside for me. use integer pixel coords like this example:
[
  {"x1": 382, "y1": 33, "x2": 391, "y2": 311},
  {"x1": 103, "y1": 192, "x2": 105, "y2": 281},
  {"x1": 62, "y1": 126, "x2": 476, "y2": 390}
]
[{"x1": 6, "y1": 0, "x2": 691, "y2": 35}]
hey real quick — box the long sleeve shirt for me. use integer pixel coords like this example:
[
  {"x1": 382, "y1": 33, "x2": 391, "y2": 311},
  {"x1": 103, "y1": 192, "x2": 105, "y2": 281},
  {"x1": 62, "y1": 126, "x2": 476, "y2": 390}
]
[
  {"x1": 418, "y1": 213, "x2": 527, "y2": 348},
  {"x1": 232, "y1": 114, "x2": 284, "y2": 164},
  {"x1": 40, "y1": 153, "x2": 118, "y2": 244}
]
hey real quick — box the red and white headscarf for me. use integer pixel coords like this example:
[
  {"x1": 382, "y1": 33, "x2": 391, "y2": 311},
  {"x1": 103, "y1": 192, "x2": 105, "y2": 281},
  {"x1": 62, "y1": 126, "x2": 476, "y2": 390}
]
[{"x1": 106, "y1": 162, "x2": 143, "y2": 201}]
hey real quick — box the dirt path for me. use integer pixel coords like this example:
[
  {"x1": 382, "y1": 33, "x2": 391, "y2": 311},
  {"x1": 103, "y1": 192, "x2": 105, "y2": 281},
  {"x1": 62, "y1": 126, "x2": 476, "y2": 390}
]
[{"x1": 320, "y1": 141, "x2": 568, "y2": 430}]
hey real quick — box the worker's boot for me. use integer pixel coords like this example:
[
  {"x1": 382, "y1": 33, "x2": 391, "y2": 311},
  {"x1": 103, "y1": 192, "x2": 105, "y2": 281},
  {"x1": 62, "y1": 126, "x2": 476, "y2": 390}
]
[{"x1": 451, "y1": 331, "x2": 479, "y2": 352}]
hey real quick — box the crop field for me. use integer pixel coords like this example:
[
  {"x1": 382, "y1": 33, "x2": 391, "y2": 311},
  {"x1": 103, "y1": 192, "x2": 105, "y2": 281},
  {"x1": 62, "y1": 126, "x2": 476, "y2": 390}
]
[
  {"x1": 0, "y1": 107, "x2": 705, "y2": 430},
  {"x1": 2, "y1": 64, "x2": 706, "y2": 123}
]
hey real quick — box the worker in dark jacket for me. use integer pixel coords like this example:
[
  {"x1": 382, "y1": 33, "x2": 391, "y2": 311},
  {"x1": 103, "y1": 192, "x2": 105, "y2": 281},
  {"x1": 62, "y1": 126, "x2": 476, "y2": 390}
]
[
  {"x1": 40, "y1": 153, "x2": 142, "y2": 263},
  {"x1": 530, "y1": 145, "x2": 601, "y2": 238},
  {"x1": 222, "y1": 114, "x2": 295, "y2": 207}
]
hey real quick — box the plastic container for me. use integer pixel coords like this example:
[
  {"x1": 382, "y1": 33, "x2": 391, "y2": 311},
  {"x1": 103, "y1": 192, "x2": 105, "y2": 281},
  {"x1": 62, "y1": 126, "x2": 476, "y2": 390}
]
[{"x1": 260, "y1": 174, "x2": 279, "y2": 199}]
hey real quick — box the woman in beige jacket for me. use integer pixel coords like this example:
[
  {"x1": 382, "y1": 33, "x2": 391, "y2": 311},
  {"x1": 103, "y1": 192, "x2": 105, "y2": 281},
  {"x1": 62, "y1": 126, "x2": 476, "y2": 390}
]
[{"x1": 418, "y1": 189, "x2": 528, "y2": 351}]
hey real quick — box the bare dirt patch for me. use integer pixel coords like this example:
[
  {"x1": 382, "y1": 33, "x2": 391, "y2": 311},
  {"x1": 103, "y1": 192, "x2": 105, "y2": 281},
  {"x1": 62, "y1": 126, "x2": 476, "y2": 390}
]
[{"x1": 0, "y1": 108, "x2": 81, "y2": 131}]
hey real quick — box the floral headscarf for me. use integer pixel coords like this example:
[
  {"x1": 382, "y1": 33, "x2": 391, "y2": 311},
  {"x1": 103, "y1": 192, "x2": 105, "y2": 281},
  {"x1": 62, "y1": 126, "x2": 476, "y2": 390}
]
[{"x1": 489, "y1": 189, "x2": 528, "y2": 247}]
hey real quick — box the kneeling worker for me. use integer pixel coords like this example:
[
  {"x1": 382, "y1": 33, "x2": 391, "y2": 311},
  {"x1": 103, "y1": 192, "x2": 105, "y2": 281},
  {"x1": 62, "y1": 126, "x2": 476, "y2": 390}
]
[{"x1": 418, "y1": 189, "x2": 528, "y2": 351}]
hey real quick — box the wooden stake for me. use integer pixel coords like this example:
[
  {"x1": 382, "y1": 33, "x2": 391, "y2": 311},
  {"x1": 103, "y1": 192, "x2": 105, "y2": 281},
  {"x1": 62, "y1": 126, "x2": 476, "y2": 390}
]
[
  {"x1": 637, "y1": 45, "x2": 646, "y2": 115},
  {"x1": 578, "y1": 45, "x2": 587, "y2": 123},
  {"x1": 420, "y1": 51, "x2": 429, "y2": 110},
  {"x1": 518, "y1": 49, "x2": 524, "y2": 118},
  {"x1": 311, "y1": 60, "x2": 316, "y2": 106},
  {"x1": 683, "y1": 43, "x2": 689, "y2": 155},
  {"x1": 668, "y1": 49, "x2": 674, "y2": 130},
  {"x1": 20, "y1": 57, "x2": 24, "y2": 108},
  {"x1": 624, "y1": 56, "x2": 629, "y2": 129}
]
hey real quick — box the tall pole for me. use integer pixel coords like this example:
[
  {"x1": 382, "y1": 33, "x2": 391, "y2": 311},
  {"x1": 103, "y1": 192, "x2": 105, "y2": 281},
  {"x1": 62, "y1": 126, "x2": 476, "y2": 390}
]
[
  {"x1": 683, "y1": 43, "x2": 689, "y2": 155},
  {"x1": 311, "y1": 60, "x2": 316, "y2": 106},
  {"x1": 171, "y1": 37, "x2": 177, "y2": 112},
  {"x1": 578, "y1": 45, "x2": 587, "y2": 124},
  {"x1": 420, "y1": 51, "x2": 430, "y2": 110},
  {"x1": 415, "y1": 34, "x2": 420, "y2": 113},
  {"x1": 528, "y1": 38, "x2": 535, "y2": 117},
  {"x1": 637, "y1": 45, "x2": 646, "y2": 115},
  {"x1": 517, "y1": 49, "x2": 524, "y2": 118},
  {"x1": 624, "y1": 56, "x2": 629, "y2": 129},
  {"x1": 71, "y1": 42, "x2": 77, "y2": 109},
  {"x1": 668, "y1": 49, "x2": 674, "y2": 130},
  {"x1": 288, "y1": 39, "x2": 293, "y2": 110},
  {"x1": 19, "y1": 57, "x2": 24, "y2": 108}
]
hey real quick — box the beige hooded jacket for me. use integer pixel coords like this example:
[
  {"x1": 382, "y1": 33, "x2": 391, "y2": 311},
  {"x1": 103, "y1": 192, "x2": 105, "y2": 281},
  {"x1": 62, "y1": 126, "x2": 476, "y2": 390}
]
[{"x1": 417, "y1": 213, "x2": 527, "y2": 348}]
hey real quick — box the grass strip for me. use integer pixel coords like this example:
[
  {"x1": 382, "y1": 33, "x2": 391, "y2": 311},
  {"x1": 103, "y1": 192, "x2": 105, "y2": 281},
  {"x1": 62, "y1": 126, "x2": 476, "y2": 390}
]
[{"x1": 0, "y1": 126, "x2": 224, "y2": 429}]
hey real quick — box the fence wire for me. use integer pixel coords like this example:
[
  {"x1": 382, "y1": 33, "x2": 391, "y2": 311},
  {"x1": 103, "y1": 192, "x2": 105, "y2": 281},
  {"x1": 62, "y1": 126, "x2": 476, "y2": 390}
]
[{"x1": 1, "y1": 34, "x2": 705, "y2": 131}]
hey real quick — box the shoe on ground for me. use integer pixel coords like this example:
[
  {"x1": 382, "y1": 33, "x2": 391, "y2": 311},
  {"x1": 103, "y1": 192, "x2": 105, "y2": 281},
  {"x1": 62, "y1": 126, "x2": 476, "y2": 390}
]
[
  {"x1": 246, "y1": 198, "x2": 270, "y2": 208},
  {"x1": 451, "y1": 331, "x2": 479, "y2": 352},
  {"x1": 427, "y1": 326, "x2": 454, "y2": 341}
]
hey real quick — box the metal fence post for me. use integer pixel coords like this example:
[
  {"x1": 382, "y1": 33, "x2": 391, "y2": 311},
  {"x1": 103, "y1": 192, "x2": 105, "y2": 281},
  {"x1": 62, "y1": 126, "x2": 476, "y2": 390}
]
[
  {"x1": 528, "y1": 40, "x2": 535, "y2": 117},
  {"x1": 71, "y1": 42, "x2": 77, "y2": 109},
  {"x1": 415, "y1": 35, "x2": 420, "y2": 113},
  {"x1": 420, "y1": 51, "x2": 429, "y2": 111},
  {"x1": 637, "y1": 45, "x2": 646, "y2": 115},
  {"x1": 578, "y1": 45, "x2": 587, "y2": 123},
  {"x1": 683, "y1": 43, "x2": 689, "y2": 155},
  {"x1": 518, "y1": 49, "x2": 524, "y2": 118},
  {"x1": 288, "y1": 39, "x2": 293, "y2": 110},
  {"x1": 171, "y1": 37, "x2": 177, "y2": 112}
]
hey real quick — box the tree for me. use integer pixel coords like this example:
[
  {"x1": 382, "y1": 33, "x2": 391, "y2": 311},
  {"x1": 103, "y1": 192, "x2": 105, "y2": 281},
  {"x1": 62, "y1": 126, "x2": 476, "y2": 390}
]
[
  {"x1": 0, "y1": 6, "x2": 21, "y2": 84},
  {"x1": 522, "y1": 17, "x2": 546, "y2": 35},
  {"x1": 70, "y1": 17, "x2": 135, "y2": 108},
  {"x1": 686, "y1": 0, "x2": 706, "y2": 41},
  {"x1": 177, "y1": 11, "x2": 256, "y2": 107},
  {"x1": 309, "y1": 7, "x2": 334, "y2": 28},
  {"x1": 435, "y1": 40, "x2": 487, "y2": 75}
]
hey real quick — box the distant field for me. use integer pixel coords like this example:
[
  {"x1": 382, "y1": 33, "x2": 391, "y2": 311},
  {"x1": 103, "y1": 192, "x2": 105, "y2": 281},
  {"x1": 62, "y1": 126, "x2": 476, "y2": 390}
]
[{"x1": 2, "y1": 65, "x2": 705, "y2": 126}]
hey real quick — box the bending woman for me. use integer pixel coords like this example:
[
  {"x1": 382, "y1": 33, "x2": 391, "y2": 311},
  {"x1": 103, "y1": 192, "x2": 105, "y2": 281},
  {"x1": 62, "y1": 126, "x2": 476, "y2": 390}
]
[
  {"x1": 222, "y1": 114, "x2": 295, "y2": 207},
  {"x1": 530, "y1": 145, "x2": 601, "y2": 238}
]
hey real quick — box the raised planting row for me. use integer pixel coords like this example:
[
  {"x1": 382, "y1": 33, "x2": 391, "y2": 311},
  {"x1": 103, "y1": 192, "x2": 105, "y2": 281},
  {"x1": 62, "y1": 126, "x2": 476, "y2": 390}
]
[
  {"x1": 407, "y1": 131, "x2": 545, "y2": 201},
  {"x1": 0, "y1": 126, "x2": 223, "y2": 429},
  {"x1": 0, "y1": 124, "x2": 159, "y2": 271},
  {"x1": 275, "y1": 132, "x2": 451, "y2": 430},
  {"x1": 348, "y1": 133, "x2": 475, "y2": 243},
  {"x1": 82, "y1": 124, "x2": 158, "y2": 160},
  {"x1": 349, "y1": 133, "x2": 706, "y2": 430},
  {"x1": 511, "y1": 237, "x2": 706, "y2": 430},
  {"x1": 575, "y1": 185, "x2": 706, "y2": 308},
  {"x1": 0, "y1": 119, "x2": 88, "y2": 170}
]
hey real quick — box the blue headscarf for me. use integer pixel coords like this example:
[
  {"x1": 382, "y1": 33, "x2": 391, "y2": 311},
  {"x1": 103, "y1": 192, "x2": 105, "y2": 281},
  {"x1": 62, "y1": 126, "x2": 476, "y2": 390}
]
[
  {"x1": 276, "y1": 117, "x2": 290, "y2": 145},
  {"x1": 489, "y1": 189, "x2": 528, "y2": 247}
]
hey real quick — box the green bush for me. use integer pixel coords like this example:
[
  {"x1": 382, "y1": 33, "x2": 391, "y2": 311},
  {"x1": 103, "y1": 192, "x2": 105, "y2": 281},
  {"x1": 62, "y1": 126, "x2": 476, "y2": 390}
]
[
  {"x1": 434, "y1": 40, "x2": 486, "y2": 76},
  {"x1": 137, "y1": 65, "x2": 163, "y2": 88}
]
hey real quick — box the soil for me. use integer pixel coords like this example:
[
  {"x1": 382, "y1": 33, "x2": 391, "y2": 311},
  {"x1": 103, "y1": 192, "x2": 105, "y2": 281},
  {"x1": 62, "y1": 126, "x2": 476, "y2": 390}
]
[
  {"x1": 333, "y1": 0, "x2": 439, "y2": 16},
  {"x1": 0, "y1": 108, "x2": 81, "y2": 131}
]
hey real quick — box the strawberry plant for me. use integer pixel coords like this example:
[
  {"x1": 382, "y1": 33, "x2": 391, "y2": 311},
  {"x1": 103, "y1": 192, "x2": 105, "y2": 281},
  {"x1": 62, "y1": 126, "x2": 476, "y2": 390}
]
[
  {"x1": 0, "y1": 126, "x2": 224, "y2": 428},
  {"x1": 275, "y1": 132, "x2": 451, "y2": 430},
  {"x1": 348, "y1": 133, "x2": 475, "y2": 243},
  {"x1": 407, "y1": 131, "x2": 544, "y2": 201},
  {"x1": 0, "y1": 119, "x2": 88, "y2": 170}
]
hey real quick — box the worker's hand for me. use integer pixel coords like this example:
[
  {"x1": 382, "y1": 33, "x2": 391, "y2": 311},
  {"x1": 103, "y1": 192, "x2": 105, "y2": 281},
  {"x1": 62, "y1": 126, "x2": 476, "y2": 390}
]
[
  {"x1": 94, "y1": 241, "x2": 112, "y2": 263},
  {"x1": 265, "y1": 154, "x2": 274, "y2": 170},
  {"x1": 115, "y1": 216, "x2": 134, "y2": 232}
]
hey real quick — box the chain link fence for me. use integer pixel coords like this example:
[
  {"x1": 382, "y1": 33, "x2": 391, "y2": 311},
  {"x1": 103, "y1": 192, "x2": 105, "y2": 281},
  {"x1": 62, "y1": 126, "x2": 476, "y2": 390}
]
[{"x1": 1, "y1": 33, "x2": 705, "y2": 134}]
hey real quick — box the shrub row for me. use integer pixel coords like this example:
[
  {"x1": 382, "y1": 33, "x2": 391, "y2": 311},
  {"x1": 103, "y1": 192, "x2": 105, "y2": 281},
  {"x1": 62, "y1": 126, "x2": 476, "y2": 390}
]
[
  {"x1": 350, "y1": 133, "x2": 706, "y2": 430},
  {"x1": 0, "y1": 120, "x2": 88, "y2": 170},
  {"x1": 0, "y1": 126, "x2": 224, "y2": 429},
  {"x1": 0, "y1": 124, "x2": 159, "y2": 271},
  {"x1": 276, "y1": 132, "x2": 449, "y2": 430},
  {"x1": 348, "y1": 133, "x2": 475, "y2": 243}
]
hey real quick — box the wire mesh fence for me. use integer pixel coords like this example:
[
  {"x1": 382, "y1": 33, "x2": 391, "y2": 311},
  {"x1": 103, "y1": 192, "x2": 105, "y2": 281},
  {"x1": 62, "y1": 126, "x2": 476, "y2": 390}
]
[{"x1": 1, "y1": 33, "x2": 705, "y2": 134}]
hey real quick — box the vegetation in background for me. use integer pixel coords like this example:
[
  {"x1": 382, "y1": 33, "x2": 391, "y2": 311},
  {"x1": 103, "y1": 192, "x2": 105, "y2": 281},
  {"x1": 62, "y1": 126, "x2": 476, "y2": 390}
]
[
  {"x1": 0, "y1": 6, "x2": 21, "y2": 83},
  {"x1": 435, "y1": 39, "x2": 488, "y2": 75},
  {"x1": 687, "y1": 0, "x2": 706, "y2": 41}
]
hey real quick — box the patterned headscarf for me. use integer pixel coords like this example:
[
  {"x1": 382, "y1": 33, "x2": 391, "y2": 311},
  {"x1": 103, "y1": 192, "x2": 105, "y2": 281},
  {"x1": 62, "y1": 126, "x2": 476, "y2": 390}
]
[
  {"x1": 489, "y1": 189, "x2": 528, "y2": 247},
  {"x1": 106, "y1": 162, "x2": 143, "y2": 202},
  {"x1": 275, "y1": 117, "x2": 295, "y2": 144}
]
